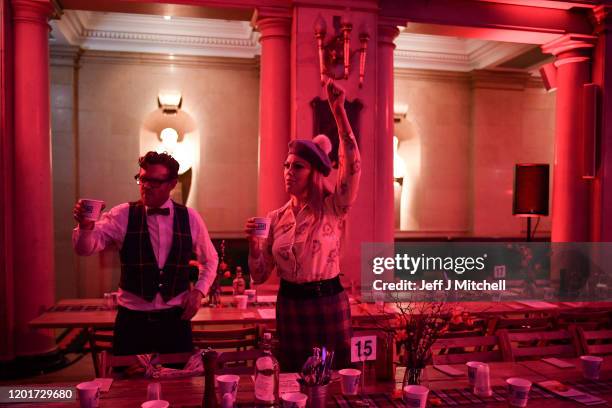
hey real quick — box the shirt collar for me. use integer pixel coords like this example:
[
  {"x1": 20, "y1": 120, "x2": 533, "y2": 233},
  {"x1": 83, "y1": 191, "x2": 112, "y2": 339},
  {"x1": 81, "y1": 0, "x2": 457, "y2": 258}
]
[{"x1": 145, "y1": 198, "x2": 173, "y2": 211}]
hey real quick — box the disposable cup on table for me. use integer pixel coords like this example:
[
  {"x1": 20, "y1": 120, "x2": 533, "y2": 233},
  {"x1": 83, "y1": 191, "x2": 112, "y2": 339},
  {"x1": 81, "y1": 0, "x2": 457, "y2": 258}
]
[
  {"x1": 473, "y1": 363, "x2": 492, "y2": 397},
  {"x1": 234, "y1": 295, "x2": 248, "y2": 309},
  {"x1": 338, "y1": 368, "x2": 361, "y2": 396},
  {"x1": 506, "y1": 377, "x2": 532, "y2": 407},
  {"x1": 217, "y1": 374, "x2": 240, "y2": 400},
  {"x1": 76, "y1": 381, "x2": 100, "y2": 408},
  {"x1": 581, "y1": 355, "x2": 604, "y2": 380},
  {"x1": 466, "y1": 361, "x2": 483, "y2": 387},
  {"x1": 402, "y1": 385, "x2": 429, "y2": 408},
  {"x1": 281, "y1": 392, "x2": 308, "y2": 408}
]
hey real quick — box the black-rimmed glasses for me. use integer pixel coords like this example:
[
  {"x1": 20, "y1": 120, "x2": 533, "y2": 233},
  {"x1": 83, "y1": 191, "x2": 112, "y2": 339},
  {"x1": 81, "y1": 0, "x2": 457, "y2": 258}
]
[{"x1": 134, "y1": 174, "x2": 173, "y2": 188}]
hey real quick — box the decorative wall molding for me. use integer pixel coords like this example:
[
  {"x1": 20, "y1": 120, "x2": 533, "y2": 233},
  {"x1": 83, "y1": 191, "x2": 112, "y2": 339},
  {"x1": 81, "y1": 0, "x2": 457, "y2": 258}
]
[
  {"x1": 394, "y1": 32, "x2": 538, "y2": 72},
  {"x1": 53, "y1": 10, "x2": 261, "y2": 58},
  {"x1": 394, "y1": 67, "x2": 471, "y2": 83},
  {"x1": 471, "y1": 69, "x2": 533, "y2": 90},
  {"x1": 49, "y1": 44, "x2": 80, "y2": 67},
  {"x1": 51, "y1": 10, "x2": 540, "y2": 73},
  {"x1": 74, "y1": 49, "x2": 260, "y2": 71}
]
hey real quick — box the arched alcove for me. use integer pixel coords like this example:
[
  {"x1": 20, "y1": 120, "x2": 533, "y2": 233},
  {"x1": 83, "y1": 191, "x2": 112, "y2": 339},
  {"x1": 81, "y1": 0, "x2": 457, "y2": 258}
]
[{"x1": 139, "y1": 109, "x2": 200, "y2": 206}]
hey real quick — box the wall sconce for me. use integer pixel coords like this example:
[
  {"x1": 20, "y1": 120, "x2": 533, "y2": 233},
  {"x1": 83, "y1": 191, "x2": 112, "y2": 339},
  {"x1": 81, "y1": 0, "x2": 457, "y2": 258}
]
[
  {"x1": 158, "y1": 91, "x2": 182, "y2": 114},
  {"x1": 393, "y1": 136, "x2": 406, "y2": 184},
  {"x1": 313, "y1": 14, "x2": 369, "y2": 87},
  {"x1": 394, "y1": 104, "x2": 408, "y2": 123}
]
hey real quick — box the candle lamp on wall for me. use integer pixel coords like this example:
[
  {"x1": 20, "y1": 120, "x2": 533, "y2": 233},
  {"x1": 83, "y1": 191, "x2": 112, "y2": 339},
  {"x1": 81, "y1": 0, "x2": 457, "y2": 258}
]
[
  {"x1": 158, "y1": 90, "x2": 182, "y2": 114},
  {"x1": 313, "y1": 14, "x2": 369, "y2": 85}
]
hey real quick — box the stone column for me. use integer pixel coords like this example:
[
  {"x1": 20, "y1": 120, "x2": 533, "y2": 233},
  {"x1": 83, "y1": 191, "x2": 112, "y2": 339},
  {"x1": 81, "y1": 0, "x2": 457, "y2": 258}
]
[
  {"x1": 376, "y1": 24, "x2": 399, "y2": 244},
  {"x1": 591, "y1": 7, "x2": 612, "y2": 241},
  {"x1": 12, "y1": 0, "x2": 56, "y2": 356},
  {"x1": 254, "y1": 12, "x2": 292, "y2": 215},
  {"x1": 542, "y1": 34, "x2": 596, "y2": 243}
]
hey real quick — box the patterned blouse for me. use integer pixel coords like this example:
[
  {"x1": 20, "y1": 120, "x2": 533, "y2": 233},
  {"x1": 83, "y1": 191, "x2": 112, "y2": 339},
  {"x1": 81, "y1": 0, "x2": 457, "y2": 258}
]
[{"x1": 249, "y1": 131, "x2": 361, "y2": 283}]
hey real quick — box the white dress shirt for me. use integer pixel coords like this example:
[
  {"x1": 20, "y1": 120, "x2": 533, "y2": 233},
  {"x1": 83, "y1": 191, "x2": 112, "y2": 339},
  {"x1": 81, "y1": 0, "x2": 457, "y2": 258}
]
[{"x1": 73, "y1": 198, "x2": 218, "y2": 311}]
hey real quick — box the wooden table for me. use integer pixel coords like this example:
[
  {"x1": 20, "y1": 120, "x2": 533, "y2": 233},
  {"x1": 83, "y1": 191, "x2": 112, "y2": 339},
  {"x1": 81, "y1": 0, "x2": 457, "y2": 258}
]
[
  {"x1": 4, "y1": 359, "x2": 612, "y2": 408},
  {"x1": 29, "y1": 299, "x2": 612, "y2": 330}
]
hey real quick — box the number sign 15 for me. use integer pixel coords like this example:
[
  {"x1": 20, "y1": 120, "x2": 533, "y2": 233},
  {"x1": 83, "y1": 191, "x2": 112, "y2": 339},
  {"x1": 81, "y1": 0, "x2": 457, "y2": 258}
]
[{"x1": 350, "y1": 335, "x2": 377, "y2": 363}]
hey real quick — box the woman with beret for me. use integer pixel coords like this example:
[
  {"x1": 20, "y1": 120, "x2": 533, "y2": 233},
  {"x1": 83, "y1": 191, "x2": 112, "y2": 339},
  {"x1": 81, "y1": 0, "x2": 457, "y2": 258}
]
[{"x1": 245, "y1": 78, "x2": 361, "y2": 370}]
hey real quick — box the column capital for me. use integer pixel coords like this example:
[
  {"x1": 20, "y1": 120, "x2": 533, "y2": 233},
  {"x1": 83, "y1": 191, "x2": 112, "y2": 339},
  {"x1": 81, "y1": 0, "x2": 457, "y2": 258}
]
[
  {"x1": 11, "y1": 0, "x2": 53, "y2": 25},
  {"x1": 378, "y1": 23, "x2": 400, "y2": 48},
  {"x1": 252, "y1": 8, "x2": 292, "y2": 42},
  {"x1": 542, "y1": 33, "x2": 597, "y2": 67},
  {"x1": 592, "y1": 6, "x2": 612, "y2": 34}
]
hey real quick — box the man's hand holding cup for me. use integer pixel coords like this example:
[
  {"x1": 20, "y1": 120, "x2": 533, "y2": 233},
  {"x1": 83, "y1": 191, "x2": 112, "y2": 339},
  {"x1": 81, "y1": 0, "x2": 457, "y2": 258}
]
[{"x1": 73, "y1": 199, "x2": 105, "y2": 230}]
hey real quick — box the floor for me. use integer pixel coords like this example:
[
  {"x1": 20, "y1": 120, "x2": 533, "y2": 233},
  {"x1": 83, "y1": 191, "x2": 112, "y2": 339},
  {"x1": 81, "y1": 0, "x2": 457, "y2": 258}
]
[{"x1": 0, "y1": 353, "x2": 95, "y2": 385}]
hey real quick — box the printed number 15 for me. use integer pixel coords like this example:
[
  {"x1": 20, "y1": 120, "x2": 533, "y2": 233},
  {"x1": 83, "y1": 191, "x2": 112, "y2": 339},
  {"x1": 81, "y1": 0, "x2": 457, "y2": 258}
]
[{"x1": 356, "y1": 339, "x2": 373, "y2": 358}]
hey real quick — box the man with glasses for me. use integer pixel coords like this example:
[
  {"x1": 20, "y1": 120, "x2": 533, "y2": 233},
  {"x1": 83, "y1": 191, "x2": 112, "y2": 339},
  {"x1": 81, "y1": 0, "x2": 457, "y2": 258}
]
[{"x1": 72, "y1": 151, "x2": 218, "y2": 355}]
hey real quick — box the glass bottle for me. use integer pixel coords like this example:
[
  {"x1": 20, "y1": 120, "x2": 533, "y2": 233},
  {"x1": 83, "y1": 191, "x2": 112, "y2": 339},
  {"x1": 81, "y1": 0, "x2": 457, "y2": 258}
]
[
  {"x1": 254, "y1": 333, "x2": 279, "y2": 405},
  {"x1": 232, "y1": 267, "x2": 246, "y2": 295}
]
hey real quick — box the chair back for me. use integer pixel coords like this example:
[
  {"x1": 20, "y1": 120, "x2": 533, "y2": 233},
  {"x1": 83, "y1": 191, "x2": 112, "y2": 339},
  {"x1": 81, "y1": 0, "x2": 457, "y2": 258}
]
[
  {"x1": 87, "y1": 327, "x2": 114, "y2": 377},
  {"x1": 432, "y1": 335, "x2": 503, "y2": 365},
  {"x1": 488, "y1": 316, "x2": 554, "y2": 334},
  {"x1": 192, "y1": 326, "x2": 260, "y2": 351},
  {"x1": 576, "y1": 327, "x2": 612, "y2": 356},
  {"x1": 557, "y1": 311, "x2": 610, "y2": 330},
  {"x1": 498, "y1": 329, "x2": 579, "y2": 362},
  {"x1": 216, "y1": 349, "x2": 265, "y2": 375}
]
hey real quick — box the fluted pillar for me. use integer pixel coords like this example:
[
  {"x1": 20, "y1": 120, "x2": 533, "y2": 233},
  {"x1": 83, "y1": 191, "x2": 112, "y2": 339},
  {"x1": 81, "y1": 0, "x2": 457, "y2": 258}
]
[
  {"x1": 254, "y1": 13, "x2": 292, "y2": 215},
  {"x1": 12, "y1": 0, "x2": 56, "y2": 356},
  {"x1": 542, "y1": 34, "x2": 596, "y2": 243},
  {"x1": 591, "y1": 7, "x2": 612, "y2": 241},
  {"x1": 376, "y1": 24, "x2": 399, "y2": 243}
]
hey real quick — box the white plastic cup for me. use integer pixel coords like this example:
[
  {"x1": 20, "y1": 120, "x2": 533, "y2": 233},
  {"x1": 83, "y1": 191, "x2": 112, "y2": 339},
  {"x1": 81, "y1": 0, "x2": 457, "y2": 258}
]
[
  {"x1": 76, "y1": 381, "x2": 100, "y2": 408},
  {"x1": 251, "y1": 217, "x2": 271, "y2": 238},
  {"x1": 338, "y1": 368, "x2": 361, "y2": 396},
  {"x1": 141, "y1": 401, "x2": 169, "y2": 408},
  {"x1": 474, "y1": 363, "x2": 492, "y2": 397},
  {"x1": 245, "y1": 289, "x2": 257, "y2": 302},
  {"x1": 581, "y1": 355, "x2": 604, "y2": 380},
  {"x1": 466, "y1": 361, "x2": 483, "y2": 387},
  {"x1": 146, "y1": 383, "x2": 162, "y2": 401},
  {"x1": 402, "y1": 385, "x2": 429, "y2": 408},
  {"x1": 234, "y1": 295, "x2": 248, "y2": 309},
  {"x1": 281, "y1": 392, "x2": 308, "y2": 408},
  {"x1": 80, "y1": 199, "x2": 104, "y2": 221},
  {"x1": 506, "y1": 377, "x2": 532, "y2": 407},
  {"x1": 217, "y1": 374, "x2": 240, "y2": 400}
]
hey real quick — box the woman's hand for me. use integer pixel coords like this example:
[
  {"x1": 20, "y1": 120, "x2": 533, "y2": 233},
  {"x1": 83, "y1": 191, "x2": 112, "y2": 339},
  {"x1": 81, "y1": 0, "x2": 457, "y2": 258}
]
[
  {"x1": 325, "y1": 77, "x2": 346, "y2": 113},
  {"x1": 245, "y1": 217, "x2": 264, "y2": 258}
]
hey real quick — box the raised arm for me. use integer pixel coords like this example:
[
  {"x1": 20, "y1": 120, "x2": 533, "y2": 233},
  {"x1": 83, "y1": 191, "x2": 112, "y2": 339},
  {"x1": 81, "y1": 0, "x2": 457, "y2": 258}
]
[
  {"x1": 72, "y1": 201, "x2": 126, "y2": 256},
  {"x1": 326, "y1": 79, "x2": 361, "y2": 213}
]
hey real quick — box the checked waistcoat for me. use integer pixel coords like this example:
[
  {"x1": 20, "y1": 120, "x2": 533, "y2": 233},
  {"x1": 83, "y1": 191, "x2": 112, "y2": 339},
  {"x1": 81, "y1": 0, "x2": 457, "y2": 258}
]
[{"x1": 119, "y1": 200, "x2": 193, "y2": 302}]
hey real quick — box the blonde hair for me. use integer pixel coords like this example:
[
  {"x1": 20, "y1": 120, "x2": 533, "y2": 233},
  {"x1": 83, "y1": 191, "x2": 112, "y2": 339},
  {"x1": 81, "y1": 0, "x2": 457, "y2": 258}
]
[{"x1": 307, "y1": 169, "x2": 332, "y2": 219}]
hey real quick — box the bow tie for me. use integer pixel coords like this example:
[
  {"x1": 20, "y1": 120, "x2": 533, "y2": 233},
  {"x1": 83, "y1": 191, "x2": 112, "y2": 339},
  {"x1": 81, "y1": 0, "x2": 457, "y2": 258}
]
[{"x1": 147, "y1": 207, "x2": 170, "y2": 216}]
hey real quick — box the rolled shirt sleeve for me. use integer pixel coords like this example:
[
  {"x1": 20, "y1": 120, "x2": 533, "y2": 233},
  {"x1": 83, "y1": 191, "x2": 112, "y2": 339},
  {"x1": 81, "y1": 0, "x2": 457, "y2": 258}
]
[
  {"x1": 72, "y1": 203, "x2": 129, "y2": 255},
  {"x1": 188, "y1": 208, "x2": 219, "y2": 296}
]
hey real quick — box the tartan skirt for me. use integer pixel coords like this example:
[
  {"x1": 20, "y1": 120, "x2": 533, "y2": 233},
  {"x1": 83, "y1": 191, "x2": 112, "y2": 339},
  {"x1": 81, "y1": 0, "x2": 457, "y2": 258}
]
[{"x1": 276, "y1": 288, "x2": 352, "y2": 372}]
